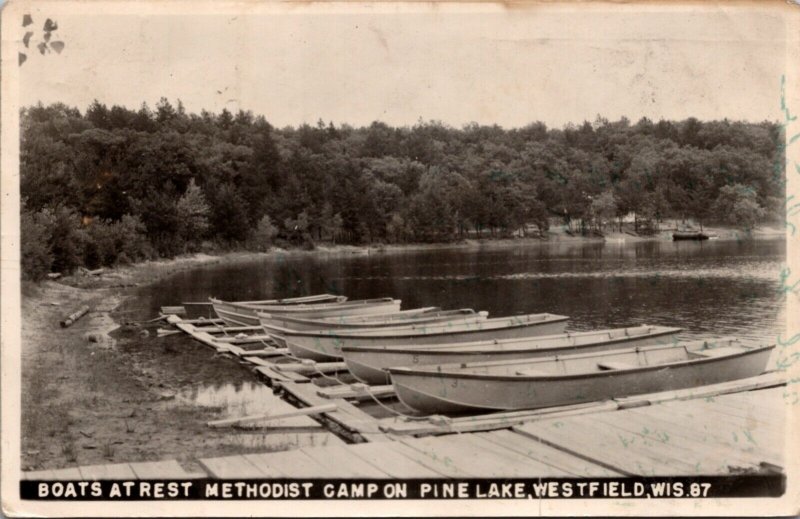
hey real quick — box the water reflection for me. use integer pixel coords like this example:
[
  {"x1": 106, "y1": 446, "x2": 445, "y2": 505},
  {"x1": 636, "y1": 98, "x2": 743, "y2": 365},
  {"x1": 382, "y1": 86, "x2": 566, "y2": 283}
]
[{"x1": 178, "y1": 381, "x2": 320, "y2": 428}]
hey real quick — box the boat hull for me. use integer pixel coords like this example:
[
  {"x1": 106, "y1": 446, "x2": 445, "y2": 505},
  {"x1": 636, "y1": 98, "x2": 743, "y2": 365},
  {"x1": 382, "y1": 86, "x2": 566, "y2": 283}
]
[
  {"x1": 390, "y1": 346, "x2": 773, "y2": 414},
  {"x1": 343, "y1": 326, "x2": 681, "y2": 384},
  {"x1": 259, "y1": 300, "x2": 401, "y2": 321},
  {"x1": 259, "y1": 309, "x2": 485, "y2": 332},
  {"x1": 278, "y1": 318, "x2": 569, "y2": 361}
]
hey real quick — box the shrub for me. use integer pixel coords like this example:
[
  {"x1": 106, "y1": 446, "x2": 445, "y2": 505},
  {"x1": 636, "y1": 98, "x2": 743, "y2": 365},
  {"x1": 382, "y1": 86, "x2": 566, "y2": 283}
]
[
  {"x1": 249, "y1": 215, "x2": 278, "y2": 252},
  {"x1": 20, "y1": 206, "x2": 53, "y2": 281},
  {"x1": 41, "y1": 205, "x2": 84, "y2": 274}
]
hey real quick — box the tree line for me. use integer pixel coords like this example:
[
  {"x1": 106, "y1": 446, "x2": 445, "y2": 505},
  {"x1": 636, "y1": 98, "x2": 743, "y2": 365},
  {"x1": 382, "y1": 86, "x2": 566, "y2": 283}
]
[{"x1": 20, "y1": 99, "x2": 784, "y2": 280}]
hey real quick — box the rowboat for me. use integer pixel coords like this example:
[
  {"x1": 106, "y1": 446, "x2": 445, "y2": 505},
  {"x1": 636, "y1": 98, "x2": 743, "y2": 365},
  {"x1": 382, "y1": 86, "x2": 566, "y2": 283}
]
[
  {"x1": 342, "y1": 324, "x2": 682, "y2": 384},
  {"x1": 672, "y1": 231, "x2": 709, "y2": 240},
  {"x1": 209, "y1": 295, "x2": 347, "y2": 326},
  {"x1": 388, "y1": 339, "x2": 775, "y2": 414},
  {"x1": 259, "y1": 309, "x2": 489, "y2": 332},
  {"x1": 211, "y1": 297, "x2": 397, "y2": 327},
  {"x1": 230, "y1": 294, "x2": 345, "y2": 305},
  {"x1": 265, "y1": 313, "x2": 569, "y2": 361}
]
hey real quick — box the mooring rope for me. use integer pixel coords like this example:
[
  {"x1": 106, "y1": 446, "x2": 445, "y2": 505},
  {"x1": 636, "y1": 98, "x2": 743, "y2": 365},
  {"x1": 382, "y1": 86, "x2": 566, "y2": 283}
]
[{"x1": 306, "y1": 363, "x2": 430, "y2": 421}]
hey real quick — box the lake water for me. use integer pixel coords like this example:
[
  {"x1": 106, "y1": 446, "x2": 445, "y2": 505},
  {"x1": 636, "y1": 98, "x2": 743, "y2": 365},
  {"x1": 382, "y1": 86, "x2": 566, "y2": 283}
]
[{"x1": 133, "y1": 237, "x2": 787, "y2": 346}]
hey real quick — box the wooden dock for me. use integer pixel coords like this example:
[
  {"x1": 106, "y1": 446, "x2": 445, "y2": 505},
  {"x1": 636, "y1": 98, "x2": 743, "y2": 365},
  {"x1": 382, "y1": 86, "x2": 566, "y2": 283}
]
[
  {"x1": 22, "y1": 460, "x2": 202, "y2": 480},
  {"x1": 23, "y1": 312, "x2": 787, "y2": 480},
  {"x1": 25, "y1": 386, "x2": 786, "y2": 479}
]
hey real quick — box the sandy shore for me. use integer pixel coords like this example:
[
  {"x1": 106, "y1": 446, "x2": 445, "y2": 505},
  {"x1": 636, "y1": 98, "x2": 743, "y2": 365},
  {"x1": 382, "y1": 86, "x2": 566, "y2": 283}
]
[
  {"x1": 19, "y1": 252, "x2": 306, "y2": 473},
  {"x1": 19, "y1": 227, "x2": 785, "y2": 471}
]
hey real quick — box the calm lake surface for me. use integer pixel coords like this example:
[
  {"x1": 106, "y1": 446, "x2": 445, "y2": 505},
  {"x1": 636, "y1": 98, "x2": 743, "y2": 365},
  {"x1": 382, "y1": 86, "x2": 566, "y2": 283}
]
[{"x1": 134, "y1": 237, "x2": 787, "y2": 345}]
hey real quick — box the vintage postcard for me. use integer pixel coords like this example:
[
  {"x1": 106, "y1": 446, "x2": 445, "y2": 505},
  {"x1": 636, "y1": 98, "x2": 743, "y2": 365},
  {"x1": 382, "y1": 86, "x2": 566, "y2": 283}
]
[{"x1": 2, "y1": 1, "x2": 799, "y2": 516}]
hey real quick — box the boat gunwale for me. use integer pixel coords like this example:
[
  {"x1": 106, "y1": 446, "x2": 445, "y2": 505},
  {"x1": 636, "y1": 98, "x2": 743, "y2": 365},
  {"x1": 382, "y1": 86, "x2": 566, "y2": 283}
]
[
  {"x1": 261, "y1": 314, "x2": 569, "y2": 339},
  {"x1": 386, "y1": 342, "x2": 775, "y2": 382},
  {"x1": 340, "y1": 326, "x2": 683, "y2": 355},
  {"x1": 263, "y1": 307, "x2": 478, "y2": 326},
  {"x1": 211, "y1": 296, "x2": 397, "y2": 310}
]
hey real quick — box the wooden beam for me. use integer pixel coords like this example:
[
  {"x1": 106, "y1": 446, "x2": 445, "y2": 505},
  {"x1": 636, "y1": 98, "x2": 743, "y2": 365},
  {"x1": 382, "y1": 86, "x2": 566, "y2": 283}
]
[
  {"x1": 159, "y1": 306, "x2": 187, "y2": 316},
  {"x1": 317, "y1": 384, "x2": 395, "y2": 401},
  {"x1": 207, "y1": 404, "x2": 338, "y2": 428},
  {"x1": 275, "y1": 361, "x2": 347, "y2": 375}
]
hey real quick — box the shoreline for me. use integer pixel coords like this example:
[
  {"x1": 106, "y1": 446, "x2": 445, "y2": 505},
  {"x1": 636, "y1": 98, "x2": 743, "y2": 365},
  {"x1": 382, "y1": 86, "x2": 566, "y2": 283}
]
[{"x1": 19, "y1": 226, "x2": 785, "y2": 471}]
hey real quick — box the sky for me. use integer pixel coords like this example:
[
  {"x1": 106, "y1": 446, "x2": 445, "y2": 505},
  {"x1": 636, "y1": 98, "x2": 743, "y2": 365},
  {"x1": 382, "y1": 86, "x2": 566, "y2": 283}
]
[{"x1": 16, "y1": 3, "x2": 790, "y2": 129}]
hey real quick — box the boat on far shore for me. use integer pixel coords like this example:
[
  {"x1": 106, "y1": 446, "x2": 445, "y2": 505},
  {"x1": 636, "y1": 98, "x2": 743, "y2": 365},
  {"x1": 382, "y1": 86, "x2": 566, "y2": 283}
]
[{"x1": 672, "y1": 231, "x2": 710, "y2": 240}]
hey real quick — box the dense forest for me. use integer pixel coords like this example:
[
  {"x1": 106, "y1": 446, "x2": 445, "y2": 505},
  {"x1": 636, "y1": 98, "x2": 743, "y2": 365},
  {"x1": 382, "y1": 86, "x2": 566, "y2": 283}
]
[{"x1": 20, "y1": 100, "x2": 785, "y2": 280}]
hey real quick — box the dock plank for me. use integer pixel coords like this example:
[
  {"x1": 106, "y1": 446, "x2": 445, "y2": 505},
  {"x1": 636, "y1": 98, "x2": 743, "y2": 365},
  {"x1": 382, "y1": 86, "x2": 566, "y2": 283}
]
[
  {"x1": 452, "y1": 434, "x2": 573, "y2": 477},
  {"x1": 279, "y1": 381, "x2": 384, "y2": 435},
  {"x1": 621, "y1": 406, "x2": 780, "y2": 471},
  {"x1": 78, "y1": 463, "x2": 137, "y2": 480},
  {"x1": 199, "y1": 455, "x2": 276, "y2": 478},
  {"x1": 317, "y1": 384, "x2": 395, "y2": 401},
  {"x1": 21, "y1": 469, "x2": 57, "y2": 480},
  {"x1": 300, "y1": 445, "x2": 391, "y2": 478},
  {"x1": 129, "y1": 460, "x2": 192, "y2": 479},
  {"x1": 384, "y1": 441, "x2": 472, "y2": 477},
  {"x1": 342, "y1": 442, "x2": 445, "y2": 478},
  {"x1": 478, "y1": 430, "x2": 622, "y2": 477},
  {"x1": 395, "y1": 435, "x2": 570, "y2": 477},
  {"x1": 244, "y1": 450, "x2": 342, "y2": 478},
  {"x1": 515, "y1": 416, "x2": 692, "y2": 476},
  {"x1": 46, "y1": 467, "x2": 83, "y2": 480},
  {"x1": 254, "y1": 366, "x2": 310, "y2": 383},
  {"x1": 644, "y1": 403, "x2": 784, "y2": 465},
  {"x1": 588, "y1": 411, "x2": 761, "y2": 474}
]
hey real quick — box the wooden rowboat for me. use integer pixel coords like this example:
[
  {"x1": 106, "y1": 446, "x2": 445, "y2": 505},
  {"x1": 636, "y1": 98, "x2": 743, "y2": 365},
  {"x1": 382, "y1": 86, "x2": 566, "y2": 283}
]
[
  {"x1": 264, "y1": 313, "x2": 569, "y2": 361},
  {"x1": 211, "y1": 297, "x2": 397, "y2": 327},
  {"x1": 209, "y1": 295, "x2": 347, "y2": 326},
  {"x1": 342, "y1": 324, "x2": 682, "y2": 384},
  {"x1": 388, "y1": 338, "x2": 775, "y2": 414},
  {"x1": 259, "y1": 308, "x2": 488, "y2": 332}
]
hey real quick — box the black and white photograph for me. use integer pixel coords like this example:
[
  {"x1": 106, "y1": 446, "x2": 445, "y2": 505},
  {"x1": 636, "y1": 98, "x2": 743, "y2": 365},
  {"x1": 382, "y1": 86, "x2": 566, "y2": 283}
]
[{"x1": 1, "y1": 1, "x2": 799, "y2": 516}]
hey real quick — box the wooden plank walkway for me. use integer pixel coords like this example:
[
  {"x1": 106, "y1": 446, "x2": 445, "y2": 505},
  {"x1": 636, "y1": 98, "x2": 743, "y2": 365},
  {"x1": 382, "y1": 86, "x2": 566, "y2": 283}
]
[
  {"x1": 514, "y1": 386, "x2": 786, "y2": 476},
  {"x1": 23, "y1": 460, "x2": 199, "y2": 480},
  {"x1": 278, "y1": 381, "x2": 389, "y2": 441},
  {"x1": 193, "y1": 385, "x2": 787, "y2": 479},
  {"x1": 23, "y1": 385, "x2": 788, "y2": 480}
]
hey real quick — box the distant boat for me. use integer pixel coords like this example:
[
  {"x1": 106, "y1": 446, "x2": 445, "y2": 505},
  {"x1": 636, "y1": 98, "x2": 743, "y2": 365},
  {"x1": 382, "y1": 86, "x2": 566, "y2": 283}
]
[
  {"x1": 264, "y1": 313, "x2": 570, "y2": 361},
  {"x1": 209, "y1": 294, "x2": 347, "y2": 326},
  {"x1": 672, "y1": 231, "x2": 709, "y2": 240},
  {"x1": 342, "y1": 324, "x2": 682, "y2": 384},
  {"x1": 388, "y1": 339, "x2": 774, "y2": 414},
  {"x1": 259, "y1": 308, "x2": 488, "y2": 332}
]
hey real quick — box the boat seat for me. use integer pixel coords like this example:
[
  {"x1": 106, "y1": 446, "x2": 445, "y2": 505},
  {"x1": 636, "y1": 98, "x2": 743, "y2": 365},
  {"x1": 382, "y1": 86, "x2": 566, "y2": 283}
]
[{"x1": 597, "y1": 361, "x2": 636, "y2": 371}]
